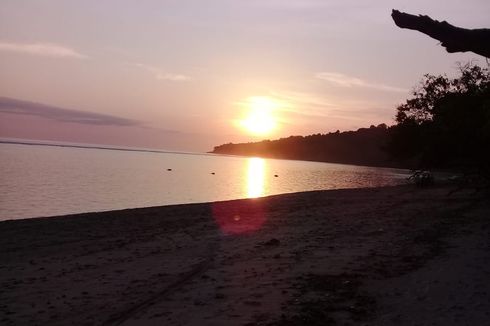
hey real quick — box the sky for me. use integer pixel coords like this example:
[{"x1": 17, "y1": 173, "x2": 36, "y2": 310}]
[{"x1": 0, "y1": 0, "x2": 489, "y2": 152}]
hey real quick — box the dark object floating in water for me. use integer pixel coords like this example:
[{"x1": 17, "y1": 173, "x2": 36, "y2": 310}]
[
  {"x1": 167, "y1": 168, "x2": 172, "y2": 171},
  {"x1": 274, "y1": 174, "x2": 279, "y2": 177}
]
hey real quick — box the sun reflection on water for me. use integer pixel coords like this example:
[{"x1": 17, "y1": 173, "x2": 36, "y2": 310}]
[
  {"x1": 212, "y1": 157, "x2": 268, "y2": 235},
  {"x1": 247, "y1": 157, "x2": 265, "y2": 198}
]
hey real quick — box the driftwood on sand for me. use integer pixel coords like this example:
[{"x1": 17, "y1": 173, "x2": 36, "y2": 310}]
[{"x1": 391, "y1": 9, "x2": 490, "y2": 58}]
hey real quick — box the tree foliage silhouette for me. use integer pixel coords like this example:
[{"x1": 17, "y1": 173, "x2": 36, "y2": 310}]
[{"x1": 388, "y1": 63, "x2": 490, "y2": 175}]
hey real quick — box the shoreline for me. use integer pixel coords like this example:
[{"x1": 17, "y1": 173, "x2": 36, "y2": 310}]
[
  {"x1": 1, "y1": 185, "x2": 489, "y2": 325},
  {"x1": 1, "y1": 184, "x2": 411, "y2": 223}
]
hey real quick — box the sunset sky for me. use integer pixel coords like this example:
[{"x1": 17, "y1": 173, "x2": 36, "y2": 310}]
[{"x1": 0, "y1": 0, "x2": 489, "y2": 152}]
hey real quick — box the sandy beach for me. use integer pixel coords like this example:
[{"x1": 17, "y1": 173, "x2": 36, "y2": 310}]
[{"x1": 0, "y1": 185, "x2": 489, "y2": 325}]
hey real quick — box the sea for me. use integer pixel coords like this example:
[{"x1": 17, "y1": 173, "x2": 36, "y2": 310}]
[{"x1": 0, "y1": 140, "x2": 410, "y2": 221}]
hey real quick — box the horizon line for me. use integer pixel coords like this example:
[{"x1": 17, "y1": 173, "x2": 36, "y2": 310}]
[{"x1": 0, "y1": 138, "x2": 220, "y2": 158}]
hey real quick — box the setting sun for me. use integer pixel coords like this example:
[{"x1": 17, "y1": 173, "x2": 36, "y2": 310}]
[{"x1": 239, "y1": 96, "x2": 279, "y2": 136}]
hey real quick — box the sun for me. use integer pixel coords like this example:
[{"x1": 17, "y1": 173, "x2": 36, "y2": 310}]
[{"x1": 239, "y1": 96, "x2": 279, "y2": 136}]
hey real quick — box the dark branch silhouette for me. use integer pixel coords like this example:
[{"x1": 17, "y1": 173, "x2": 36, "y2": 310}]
[{"x1": 391, "y1": 9, "x2": 490, "y2": 58}]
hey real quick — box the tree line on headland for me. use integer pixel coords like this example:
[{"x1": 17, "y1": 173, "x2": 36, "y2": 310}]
[
  {"x1": 211, "y1": 63, "x2": 489, "y2": 175},
  {"x1": 212, "y1": 124, "x2": 396, "y2": 168}
]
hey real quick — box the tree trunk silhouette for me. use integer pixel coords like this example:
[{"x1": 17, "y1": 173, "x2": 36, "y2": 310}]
[{"x1": 391, "y1": 9, "x2": 490, "y2": 58}]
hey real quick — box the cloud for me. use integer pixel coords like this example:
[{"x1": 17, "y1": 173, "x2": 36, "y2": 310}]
[
  {"x1": 273, "y1": 91, "x2": 335, "y2": 109},
  {"x1": 316, "y1": 72, "x2": 407, "y2": 93},
  {"x1": 156, "y1": 73, "x2": 191, "y2": 82},
  {"x1": 0, "y1": 41, "x2": 87, "y2": 59},
  {"x1": 265, "y1": 91, "x2": 338, "y2": 119},
  {"x1": 134, "y1": 63, "x2": 191, "y2": 82},
  {"x1": 0, "y1": 97, "x2": 139, "y2": 127},
  {"x1": 249, "y1": 0, "x2": 331, "y2": 9},
  {"x1": 260, "y1": 90, "x2": 397, "y2": 126}
]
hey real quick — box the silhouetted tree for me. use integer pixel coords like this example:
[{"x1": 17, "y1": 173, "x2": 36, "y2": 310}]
[{"x1": 388, "y1": 64, "x2": 490, "y2": 175}]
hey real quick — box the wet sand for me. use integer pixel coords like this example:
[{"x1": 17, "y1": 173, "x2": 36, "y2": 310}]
[{"x1": 0, "y1": 185, "x2": 489, "y2": 325}]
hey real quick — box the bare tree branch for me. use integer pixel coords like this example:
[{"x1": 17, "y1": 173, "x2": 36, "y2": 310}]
[{"x1": 391, "y1": 9, "x2": 490, "y2": 58}]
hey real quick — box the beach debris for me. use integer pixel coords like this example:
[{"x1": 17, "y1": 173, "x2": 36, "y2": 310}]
[
  {"x1": 167, "y1": 168, "x2": 172, "y2": 171},
  {"x1": 274, "y1": 174, "x2": 279, "y2": 177},
  {"x1": 408, "y1": 170, "x2": 434, "y2": 187},
  {"x1": 447, "y1": 172, "x2": 490, "y2": 195},
  {"x1": 215, "y1": 293, "x2": 225, "y2": 299},
  {"x1": 261, "y1": 238, "x2": 281, "y2": 246},
  {"x1": 211, "y1": 172, "x2": 215, "y2": 175},
  {"x1": 244, "y1": 300, "x2": 262, "y2": 306}
]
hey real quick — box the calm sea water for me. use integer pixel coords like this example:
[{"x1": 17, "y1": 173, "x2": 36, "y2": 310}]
[{"x1": 0, "y1": 142, "x2": 409, "y2": 220}]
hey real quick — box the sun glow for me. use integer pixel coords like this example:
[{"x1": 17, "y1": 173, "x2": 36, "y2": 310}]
[{"x1": 239, "y1": 96, "x2": 279, "y2": 136}]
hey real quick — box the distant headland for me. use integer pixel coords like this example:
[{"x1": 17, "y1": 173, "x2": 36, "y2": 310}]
[{"x1": 210, "y1": 124, "x2": 407, "y2": 169}]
